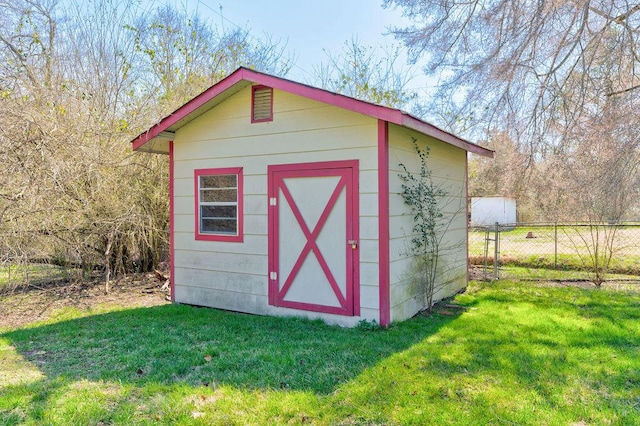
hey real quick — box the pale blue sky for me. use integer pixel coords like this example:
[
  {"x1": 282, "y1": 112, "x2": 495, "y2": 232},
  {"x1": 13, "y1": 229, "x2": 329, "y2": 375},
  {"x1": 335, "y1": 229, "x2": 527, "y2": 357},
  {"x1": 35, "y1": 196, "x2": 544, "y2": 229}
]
[{"x1": 187, "y1": 0, "x2": 418, "y2": 84}]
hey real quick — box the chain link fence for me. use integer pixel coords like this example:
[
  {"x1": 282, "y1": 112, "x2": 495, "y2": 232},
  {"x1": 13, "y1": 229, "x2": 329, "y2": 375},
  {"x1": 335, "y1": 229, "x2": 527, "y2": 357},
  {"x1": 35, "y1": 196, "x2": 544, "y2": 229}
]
[
  {"x1": 469, "y1": 222, "x2": 640, "y2": 282},
  {"x1": 4, "y1": 222, "x2": 640, "y2": 293}
]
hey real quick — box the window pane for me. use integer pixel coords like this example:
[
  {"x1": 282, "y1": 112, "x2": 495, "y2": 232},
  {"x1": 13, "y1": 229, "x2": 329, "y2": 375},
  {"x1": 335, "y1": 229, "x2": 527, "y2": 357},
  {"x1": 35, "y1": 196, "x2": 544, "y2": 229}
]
[
  {"x1": 200, "y1": 174, "x2": 236, "y2": 189},
  {"x1": 200, "y1": 189, "x2": 237, "y2": 203},
  {"x1": 201, "y1": 205, "x2": 237, "y2": 219},
  {"x1": 201, "y1": 218, "x2": 237, "y2": 234}
]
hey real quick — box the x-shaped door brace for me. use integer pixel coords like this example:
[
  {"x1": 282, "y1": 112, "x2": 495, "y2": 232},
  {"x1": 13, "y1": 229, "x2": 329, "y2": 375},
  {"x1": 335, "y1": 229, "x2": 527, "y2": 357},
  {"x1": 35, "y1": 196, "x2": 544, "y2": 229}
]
[{"x1": 277, "y1": 176, "x2": 348, "y2": 308}]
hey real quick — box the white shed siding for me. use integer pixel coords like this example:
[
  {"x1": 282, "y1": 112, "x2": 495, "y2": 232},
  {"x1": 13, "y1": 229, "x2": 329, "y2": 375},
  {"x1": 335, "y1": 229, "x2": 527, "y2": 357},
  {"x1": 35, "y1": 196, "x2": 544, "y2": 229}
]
[
  {"x1": 172, "y1": 86, "x2": 380, "y2": 326},
  {"x1": 470, "y1": 197, "x2": 517, "y2": 226},
  {"x1": 387, "y1": 124, "x2": 468, "y2": 321}
]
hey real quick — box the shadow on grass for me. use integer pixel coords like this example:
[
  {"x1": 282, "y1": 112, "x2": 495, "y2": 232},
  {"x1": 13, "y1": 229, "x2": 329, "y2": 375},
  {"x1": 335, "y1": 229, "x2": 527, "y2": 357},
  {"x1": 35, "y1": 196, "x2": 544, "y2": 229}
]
[
  {"x1": 3, "y1": 284, "x2": 640, "y2": 424},
  {"x1": 1, "y1": 304, "x2": 456, "y2": 395}
]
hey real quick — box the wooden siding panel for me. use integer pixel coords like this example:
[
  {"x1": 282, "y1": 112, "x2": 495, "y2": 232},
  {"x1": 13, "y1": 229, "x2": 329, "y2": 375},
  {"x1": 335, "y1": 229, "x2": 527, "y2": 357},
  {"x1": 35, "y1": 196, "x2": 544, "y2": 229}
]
[
  {"x1": 389, "y1": 224, "x2": 467, "y2": 256},
  {"x1": 175, "y1": 267, "x2": 267, "y2": 296},
  {"x1": 174, "y1": 277, "x2": 381, "y2": 327},
  {"x1": 358, "y1": 193, "x2": 381, "y2": 219},
  {"x1": 244, "y1": 194, "x2": 268, "y2": 216},
  {"x1": 389, "y1": 192, "x2": 466, "y2": 218},
  {"x1": 358, "y1": 238, "x2": 379, "y2": 264},
  {"x1": 359, "y1": 262, "x2": 380, "y2": 286},
  {"x1": 389, "y1": 124, "x2": 463, "y2": 160},
  {"x1": 359, "y1": 169, "x2": 379, "y2": 194},
  {"x1": 387, "y1": 123, "x2": 468, "y2": 322},
  {"x1": 173, "y1": 195, "x2": 193, "y2": 215},
  {"x1": 389, "y1": 164, "x2": 466, "y2": 190},
  {"x1": 174, "y1": 285, "x2": 270, "y2": 315},
  {"x1": 174, "y1": 249, "x2": 267, "y2": 275},
  {"x1": 176, "y1": 126, "x2": 378, "y2": 161},
  {"x1": 388, "y1": 247, "x2": 467, "y2": 288},
  {"x1": 360, "y1": 283, "x2": 380, "y2": 310},
  {"x1": 174, "y1": 232, "x2": 267, "y2": 255},
  {"x1": 390, "y1": 146, "x2": 465, "y2": 177},
  {"x1": 390, "y1": 266, "x2": 467, "y2": 322},
  {"x1": 176, "y1": 153, "x2": 375, "y2": 179},
  {"x1": 359, "y1": 216, "x2": 379, "y2": 241}
]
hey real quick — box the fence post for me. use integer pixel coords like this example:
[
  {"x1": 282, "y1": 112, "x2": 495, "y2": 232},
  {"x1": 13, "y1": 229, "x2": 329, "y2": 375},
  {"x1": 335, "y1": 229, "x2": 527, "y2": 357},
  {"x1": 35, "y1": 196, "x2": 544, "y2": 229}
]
[
  {"x1": 494, "y1": 222, "x2": 499, "y2": 280},
  {"x1": 554, "y1": 222, "x2": 558, "y2": 269},
  {"x1": 483, "y1": 228, "x2": 489, "y2": 281}
]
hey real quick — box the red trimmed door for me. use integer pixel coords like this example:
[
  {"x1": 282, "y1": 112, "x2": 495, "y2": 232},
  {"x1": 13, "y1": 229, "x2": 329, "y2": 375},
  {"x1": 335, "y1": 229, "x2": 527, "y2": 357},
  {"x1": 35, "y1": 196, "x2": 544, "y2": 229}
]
[{"x1": 268, "y1": 160, "x2": 359, "y2": 316}]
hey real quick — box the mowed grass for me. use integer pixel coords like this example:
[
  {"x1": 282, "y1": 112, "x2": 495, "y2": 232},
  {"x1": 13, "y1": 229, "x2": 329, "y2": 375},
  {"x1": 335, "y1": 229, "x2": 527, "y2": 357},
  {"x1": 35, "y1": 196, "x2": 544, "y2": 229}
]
[{"x1": 2, "y1": 281, "x2": 640, "y2": 425}]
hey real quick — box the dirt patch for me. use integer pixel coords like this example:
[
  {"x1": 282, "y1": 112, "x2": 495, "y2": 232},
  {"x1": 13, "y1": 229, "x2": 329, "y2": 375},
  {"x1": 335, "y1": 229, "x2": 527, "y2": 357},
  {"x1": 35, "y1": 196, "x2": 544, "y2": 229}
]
[{"x1": 0, "y1": 271, "x2": 170, "y2": 331}]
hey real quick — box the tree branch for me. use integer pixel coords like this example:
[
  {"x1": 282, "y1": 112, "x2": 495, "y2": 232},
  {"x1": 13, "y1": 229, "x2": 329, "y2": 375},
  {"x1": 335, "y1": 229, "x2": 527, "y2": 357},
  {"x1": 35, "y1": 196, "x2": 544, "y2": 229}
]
[{"x1": 606, "y1": 84, "x2": 640, "y2": 97}]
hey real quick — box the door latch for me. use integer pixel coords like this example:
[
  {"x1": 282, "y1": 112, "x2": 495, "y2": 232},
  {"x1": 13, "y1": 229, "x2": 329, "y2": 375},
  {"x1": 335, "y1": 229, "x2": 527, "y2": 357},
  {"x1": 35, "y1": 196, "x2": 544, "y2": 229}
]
[{"x1": 347, "y1": 240, "x2": 358, "y2": 249}]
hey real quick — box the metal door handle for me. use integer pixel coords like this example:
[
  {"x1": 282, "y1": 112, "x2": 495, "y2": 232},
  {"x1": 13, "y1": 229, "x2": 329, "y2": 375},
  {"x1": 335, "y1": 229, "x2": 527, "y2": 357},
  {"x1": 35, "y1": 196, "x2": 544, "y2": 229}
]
[{"x1": 348, "y1": 240, "x2": 358, "y2": 249}]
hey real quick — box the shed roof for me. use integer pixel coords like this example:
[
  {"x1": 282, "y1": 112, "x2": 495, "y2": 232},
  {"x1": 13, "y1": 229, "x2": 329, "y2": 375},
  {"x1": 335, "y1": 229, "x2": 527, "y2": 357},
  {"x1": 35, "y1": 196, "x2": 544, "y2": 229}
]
[{"x1": 131, "y1": 67, "x2": 493, "y2": 158}]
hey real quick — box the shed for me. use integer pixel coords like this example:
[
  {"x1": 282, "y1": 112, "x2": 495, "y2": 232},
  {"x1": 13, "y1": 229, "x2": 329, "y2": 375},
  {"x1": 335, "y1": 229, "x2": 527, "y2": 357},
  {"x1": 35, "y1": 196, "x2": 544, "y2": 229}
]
[
  {"x1": 131, "y1": 67, "x2": 493, "y2": 327},
  {"x1": 470, "y1": 197, "x2": 517, "y2": 227}
]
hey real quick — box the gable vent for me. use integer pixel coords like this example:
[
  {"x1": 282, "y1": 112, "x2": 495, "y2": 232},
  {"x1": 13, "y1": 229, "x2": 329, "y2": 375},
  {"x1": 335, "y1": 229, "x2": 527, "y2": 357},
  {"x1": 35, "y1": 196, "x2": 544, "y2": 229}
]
[{"x1": 252, "y1": 85, "x2": 273, "y2": 123}]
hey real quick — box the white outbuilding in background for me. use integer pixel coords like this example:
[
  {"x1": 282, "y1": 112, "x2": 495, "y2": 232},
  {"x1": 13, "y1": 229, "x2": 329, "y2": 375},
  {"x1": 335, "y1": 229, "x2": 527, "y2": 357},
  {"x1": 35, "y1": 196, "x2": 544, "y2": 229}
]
[{"x1": 470, "y1": 197, "x2": 517, "y2": 226}]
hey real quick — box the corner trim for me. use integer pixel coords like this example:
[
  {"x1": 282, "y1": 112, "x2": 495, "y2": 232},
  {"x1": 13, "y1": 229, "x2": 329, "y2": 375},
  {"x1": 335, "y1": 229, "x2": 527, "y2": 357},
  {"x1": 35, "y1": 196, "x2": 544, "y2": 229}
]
[
  {"x1": 169, "y1": 141, "x2": 175, "y2": 302},
  {"x1": 378, "y1": 120, "x2": 391, "y2": 327},
  {"x1": 465, "y1": 154, "x2": 470, "y2": 284}
]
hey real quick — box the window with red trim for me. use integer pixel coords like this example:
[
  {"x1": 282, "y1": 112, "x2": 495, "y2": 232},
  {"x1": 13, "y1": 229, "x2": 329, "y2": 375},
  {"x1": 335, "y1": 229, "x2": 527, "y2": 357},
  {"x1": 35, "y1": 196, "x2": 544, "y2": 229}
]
[
  {"x1": 251, "y1": 85, "x2": 273, "y2": 122},
  {"x1": 194, "y1": 168, "x2": 243, "y2": 242}
]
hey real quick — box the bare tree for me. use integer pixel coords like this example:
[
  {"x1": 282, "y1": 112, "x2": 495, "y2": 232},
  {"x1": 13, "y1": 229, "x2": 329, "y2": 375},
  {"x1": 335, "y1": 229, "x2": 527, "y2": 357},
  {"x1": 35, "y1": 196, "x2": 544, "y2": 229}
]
[
  {"x1": 0, "y1": 0, "x2": 292, "y2": 291},
  {"x1": 313, "y1": 37, "x2": 416, "y2": 108},
  {"x1": 384, "y1": 0, "x2": 640, "y2": 150},
  {"x1": 547, "y1": 91, "x2": 640, "y2": 285},
  {"x1": 468, "y1": 132, "x2": 537, "y2": 219},
  {"x1": 128, "y1": 4, "x2": 293, "y2": 117}
]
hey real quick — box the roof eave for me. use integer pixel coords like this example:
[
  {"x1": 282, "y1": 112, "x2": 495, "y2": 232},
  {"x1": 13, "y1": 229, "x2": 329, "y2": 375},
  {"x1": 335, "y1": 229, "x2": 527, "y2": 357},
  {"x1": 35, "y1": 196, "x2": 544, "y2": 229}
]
[
  {"x1": 131, "y1": 70, "x2": 253, "y2": 152},
  {"x1": 401, "y1": 115, "x2": 494, "y2": 158}
]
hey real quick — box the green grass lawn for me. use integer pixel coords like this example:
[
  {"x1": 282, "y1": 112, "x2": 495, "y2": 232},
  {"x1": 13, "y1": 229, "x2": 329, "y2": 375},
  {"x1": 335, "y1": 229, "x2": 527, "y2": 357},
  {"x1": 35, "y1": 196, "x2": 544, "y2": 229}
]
[{"x1": 2, "y1": 281, "x2": 640, "y2": 425}]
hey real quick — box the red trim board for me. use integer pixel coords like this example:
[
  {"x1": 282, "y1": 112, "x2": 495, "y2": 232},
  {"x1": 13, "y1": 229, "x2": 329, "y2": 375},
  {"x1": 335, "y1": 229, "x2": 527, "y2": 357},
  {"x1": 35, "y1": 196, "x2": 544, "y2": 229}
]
[
  {"x1": 465, "y1": 154, "x2": 470, "y2": 283},
  {"x1": 169, "y1": 141, "x2": 175, "y2": 302},
  {"x1": 378, "y1": 120, "x2": 391, "y2": 327},
  {"x1": 131, "y1": 73, "x2": 242, "y2": 151}
]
